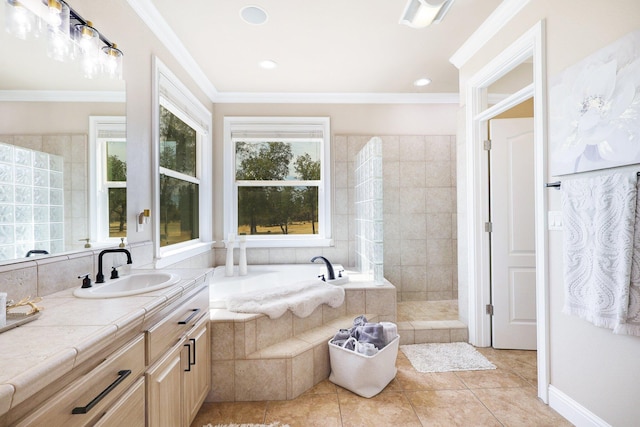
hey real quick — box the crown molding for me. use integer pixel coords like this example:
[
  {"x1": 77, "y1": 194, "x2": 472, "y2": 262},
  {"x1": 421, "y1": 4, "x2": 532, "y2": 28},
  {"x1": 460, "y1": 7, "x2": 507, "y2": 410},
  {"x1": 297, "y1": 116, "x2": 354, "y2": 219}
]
[
  {"x1": 449, "y1": 0, "x2": 530, "y2": 69},
  {"x1": 126, "y1": 0, "x2": 218, "y2": 101},
  {"x1": 0, "y1": 90, "x2": 126, "y2": 103},
  {"x1": 127, "y1": 0, "x2": 462, "y2": 105},
  {"x1": 212, "y1": 92, "x2": 459, "y2": 104}
]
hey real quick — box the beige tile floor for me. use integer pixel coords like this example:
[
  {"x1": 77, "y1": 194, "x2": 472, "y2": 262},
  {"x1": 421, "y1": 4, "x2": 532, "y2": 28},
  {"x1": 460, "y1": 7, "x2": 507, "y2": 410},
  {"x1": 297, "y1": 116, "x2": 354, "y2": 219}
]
[
  {"x1": 192, "y1": 347, "x2": 571, "y2": 427},
  {"x1": 193, "y1": 301, "x2": 572, "y2": 426}
]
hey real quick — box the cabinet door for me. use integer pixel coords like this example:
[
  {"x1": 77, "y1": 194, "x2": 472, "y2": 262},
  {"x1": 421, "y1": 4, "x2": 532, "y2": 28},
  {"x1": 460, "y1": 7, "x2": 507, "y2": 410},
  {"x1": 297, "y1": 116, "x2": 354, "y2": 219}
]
[
  {"x1": 183, "y1": 316, "x2": 211, "y2": 426},
  {"x1": 146, "y1": 340, "x2": 184, "y2": 427},
  {"x1": 93, "y1": 377, "x2": 145, "y2": 427}
]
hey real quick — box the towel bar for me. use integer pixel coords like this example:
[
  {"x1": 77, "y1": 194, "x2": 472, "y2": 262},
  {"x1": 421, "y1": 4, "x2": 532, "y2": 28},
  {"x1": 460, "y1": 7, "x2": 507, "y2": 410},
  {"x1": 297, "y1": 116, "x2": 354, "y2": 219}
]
[{"x1": 545, "y1": 172, "x2": 640, "y2": 189}]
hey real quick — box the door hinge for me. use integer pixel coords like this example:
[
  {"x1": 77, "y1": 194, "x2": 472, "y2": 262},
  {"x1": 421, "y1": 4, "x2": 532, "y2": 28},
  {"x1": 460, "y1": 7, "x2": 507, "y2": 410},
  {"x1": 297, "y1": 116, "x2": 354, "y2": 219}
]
[
  {"x1": 483, "y1": 139, "x2": 492, "y2": 150},
  {"x1": 484, "y1": 221, "x2": 493, "y2": 233},
  {"x1": 486, "y1": 304, "x2": 494, "y2": 316}
]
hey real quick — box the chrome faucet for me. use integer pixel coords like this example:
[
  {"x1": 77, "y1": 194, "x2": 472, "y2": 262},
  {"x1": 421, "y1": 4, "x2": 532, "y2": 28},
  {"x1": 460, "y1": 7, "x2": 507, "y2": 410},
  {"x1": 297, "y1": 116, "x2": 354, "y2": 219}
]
[
  {"x1": 310, "y1": 256, "x2": 335, "y2": 281},
  {"x1": 96, "y1": 249, "x2": 132, "y2": 284}
]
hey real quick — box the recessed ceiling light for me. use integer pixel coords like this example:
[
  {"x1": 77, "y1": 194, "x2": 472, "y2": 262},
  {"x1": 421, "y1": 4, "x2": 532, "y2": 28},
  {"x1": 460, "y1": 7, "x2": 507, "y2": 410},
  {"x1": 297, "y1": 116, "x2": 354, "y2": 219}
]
[
  {"x1": 413, "y1": 78, "x2": 432, "y2": 87},
  {"x1": 259, "y1": 60, "x2": 277, "y2": 70},
  {"x1": 240, "y1": 6, "x2": 268, "y2": 25}
]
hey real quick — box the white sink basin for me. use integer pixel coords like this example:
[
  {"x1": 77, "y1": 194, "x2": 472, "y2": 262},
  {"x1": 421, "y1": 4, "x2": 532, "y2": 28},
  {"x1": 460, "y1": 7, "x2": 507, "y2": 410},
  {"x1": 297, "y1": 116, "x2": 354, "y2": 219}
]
[{"x1": 73, "y1": 272, "x2": 181, "y2": 299}]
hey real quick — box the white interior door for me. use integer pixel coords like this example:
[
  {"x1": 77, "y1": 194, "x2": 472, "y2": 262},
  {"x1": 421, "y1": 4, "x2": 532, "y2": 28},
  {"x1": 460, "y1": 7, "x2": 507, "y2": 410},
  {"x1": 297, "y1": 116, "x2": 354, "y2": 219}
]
[{"x1": 489, "y1": 117, "x2": 537, "y2": 350}]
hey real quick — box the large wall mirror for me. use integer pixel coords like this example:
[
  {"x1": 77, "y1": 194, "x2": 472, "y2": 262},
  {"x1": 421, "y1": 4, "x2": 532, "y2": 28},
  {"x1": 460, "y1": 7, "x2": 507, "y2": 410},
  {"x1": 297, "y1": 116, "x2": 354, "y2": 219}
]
[{"x1": 0, "y1": 1, "x2": 126, "y2": 262}]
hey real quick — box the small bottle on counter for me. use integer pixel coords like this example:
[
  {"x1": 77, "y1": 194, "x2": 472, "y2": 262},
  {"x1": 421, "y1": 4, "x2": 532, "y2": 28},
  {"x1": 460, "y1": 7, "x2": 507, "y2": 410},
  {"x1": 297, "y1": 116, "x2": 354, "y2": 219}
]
[
  {"x1": 225, "y1": 233, "x2": 235, "y2": 277},
  {"x1": 239, "y1": 234, "x2": 247, "y2": 276}
]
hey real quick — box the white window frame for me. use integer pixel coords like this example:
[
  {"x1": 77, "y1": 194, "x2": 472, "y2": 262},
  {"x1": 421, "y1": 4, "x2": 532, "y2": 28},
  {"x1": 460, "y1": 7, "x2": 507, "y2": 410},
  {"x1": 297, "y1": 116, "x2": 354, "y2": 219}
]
[
  {"x1": 223, "y1": 116, "x2": 332, "y2": 248},
  {"x1": 153, "y1": 58, "x2": 212, "y2": 266},
  {"x1": 89, "y1": 115, "x2": 127, "y2": 245}
]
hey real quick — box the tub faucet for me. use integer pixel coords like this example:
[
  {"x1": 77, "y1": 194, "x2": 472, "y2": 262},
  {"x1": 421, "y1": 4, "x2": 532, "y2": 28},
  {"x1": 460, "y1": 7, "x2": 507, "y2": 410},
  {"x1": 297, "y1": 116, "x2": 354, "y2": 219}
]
[
  {"x1": 310, "y1": 256, "x2": 335, "y2": 281},
  {"x1": 96, "y1": 249, "x2": 132, "y2": 284}
]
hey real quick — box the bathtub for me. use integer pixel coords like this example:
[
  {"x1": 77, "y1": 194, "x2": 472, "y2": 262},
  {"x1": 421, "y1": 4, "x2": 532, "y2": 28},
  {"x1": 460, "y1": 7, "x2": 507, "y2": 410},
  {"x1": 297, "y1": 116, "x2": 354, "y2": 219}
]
[{"x1": 210, "y1": 263, "x2": 344, "y2": 309}]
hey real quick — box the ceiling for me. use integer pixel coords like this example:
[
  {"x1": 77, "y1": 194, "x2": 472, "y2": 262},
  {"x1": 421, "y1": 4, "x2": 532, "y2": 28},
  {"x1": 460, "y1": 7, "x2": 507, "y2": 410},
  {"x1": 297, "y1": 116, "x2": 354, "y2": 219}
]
[{"x1": 145, "y1": 0, "x2": 503, "y2": 98}]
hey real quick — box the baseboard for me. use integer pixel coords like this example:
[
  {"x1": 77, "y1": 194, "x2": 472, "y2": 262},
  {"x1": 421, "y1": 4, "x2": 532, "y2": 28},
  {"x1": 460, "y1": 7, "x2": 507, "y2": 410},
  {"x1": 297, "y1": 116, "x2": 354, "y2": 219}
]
[{"x1": 548, "y1": 385, "x2": 611, "y2": 427}]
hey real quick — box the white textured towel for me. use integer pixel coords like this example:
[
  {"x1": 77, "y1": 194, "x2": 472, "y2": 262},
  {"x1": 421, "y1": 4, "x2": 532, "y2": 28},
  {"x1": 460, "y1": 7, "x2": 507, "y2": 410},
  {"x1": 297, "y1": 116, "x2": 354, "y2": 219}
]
[
  {"x1": 226, "y1": 280, "x2": 345, "y2": 319},
  {"x1": 615, "y1": 178, "x2": 640, "y2": 335},
  {"x1": 562, "y1": 171, "x2": 639, "y2": 334}
]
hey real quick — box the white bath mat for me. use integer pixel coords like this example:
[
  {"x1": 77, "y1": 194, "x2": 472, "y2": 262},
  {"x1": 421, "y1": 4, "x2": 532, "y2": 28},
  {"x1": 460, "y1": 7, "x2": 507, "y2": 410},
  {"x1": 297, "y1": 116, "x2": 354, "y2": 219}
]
[{"x1": 400, "y1": 342, "x2": 496, "y2": 373}]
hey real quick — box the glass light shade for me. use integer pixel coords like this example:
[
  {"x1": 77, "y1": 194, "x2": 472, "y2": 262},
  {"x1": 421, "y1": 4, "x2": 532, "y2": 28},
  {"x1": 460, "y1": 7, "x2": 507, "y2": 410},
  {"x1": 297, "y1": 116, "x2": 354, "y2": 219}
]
[
  {"x1": 45, "y1": 0, "x2": 70, "y2": 62},
  {"x1": 101, "y1": 43, "x2": 123, "y2": 79},
  {"x1": 74, "y1": 21, "x2": 100, "y2": 78},
  {"x1": 5, "y1": 0, "x2": 37, "y2": 40}
]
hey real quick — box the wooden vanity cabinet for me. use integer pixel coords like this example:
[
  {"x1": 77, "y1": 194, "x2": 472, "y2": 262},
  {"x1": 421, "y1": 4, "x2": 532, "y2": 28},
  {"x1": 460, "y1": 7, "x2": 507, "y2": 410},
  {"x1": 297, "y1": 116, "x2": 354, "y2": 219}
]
[
  {"x1": 183, "y1": 315, "x2": 210, "y2": 425},
  {"x1": 15, "y1": 335, "x2": 146, "y2": 427},
  {"x1": 146, "y1": 284, "x2": 211, "y2": 427},
  {"x1": 6, "y1": 276, "x2": 211, "y2": 427}
]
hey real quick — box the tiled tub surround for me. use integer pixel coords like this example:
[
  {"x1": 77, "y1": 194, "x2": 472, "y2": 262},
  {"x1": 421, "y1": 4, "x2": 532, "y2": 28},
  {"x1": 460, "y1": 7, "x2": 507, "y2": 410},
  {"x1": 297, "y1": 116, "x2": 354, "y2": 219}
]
[
  {"x1": 207, "y1": 273, "x2": 396, "y2": 402},
  {"x1": 213, "y1": 134, "x2": 457, "y2": 303},
  {"x1": 0, "y1": 267, "x2": 211, "y2": 423}
]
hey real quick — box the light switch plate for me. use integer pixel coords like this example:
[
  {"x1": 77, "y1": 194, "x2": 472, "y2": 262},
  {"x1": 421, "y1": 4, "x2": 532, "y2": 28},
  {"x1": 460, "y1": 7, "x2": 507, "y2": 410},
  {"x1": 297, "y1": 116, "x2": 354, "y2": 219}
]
[{"x1": 548, "y1": 211, "x2": 563, "y2": 230}]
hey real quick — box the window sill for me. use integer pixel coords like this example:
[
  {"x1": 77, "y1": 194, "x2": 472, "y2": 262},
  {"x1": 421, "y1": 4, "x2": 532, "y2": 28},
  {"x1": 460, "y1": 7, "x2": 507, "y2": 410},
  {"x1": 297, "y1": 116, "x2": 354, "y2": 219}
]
[
  {"x1": 227, "y1": 238, "x2": 333, "y2": 249},
  {"x1": 155, "y1": 241, "x2": 214, "y2": 268}
]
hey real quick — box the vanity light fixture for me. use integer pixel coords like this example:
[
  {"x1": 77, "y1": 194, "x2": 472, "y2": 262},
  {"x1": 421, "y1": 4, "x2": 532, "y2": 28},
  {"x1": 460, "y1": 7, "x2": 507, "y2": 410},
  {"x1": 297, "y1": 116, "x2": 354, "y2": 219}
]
[
  {"x1": 3, "y1": 0, "x2": 124, "y2": 79},
  {"x1": 399, "y1": 0, "x2": 455, "y2": 29}
]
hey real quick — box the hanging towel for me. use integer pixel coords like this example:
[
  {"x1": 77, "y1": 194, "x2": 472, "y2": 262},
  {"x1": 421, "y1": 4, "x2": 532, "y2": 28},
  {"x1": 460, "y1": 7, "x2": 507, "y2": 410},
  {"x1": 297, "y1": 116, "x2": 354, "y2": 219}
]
[
  {"x1": 614, "y1": 177, "x2": 640, "y2": 335},
  {"x1": 561, "y1": 171, "x2": 637, "y2": 332}
]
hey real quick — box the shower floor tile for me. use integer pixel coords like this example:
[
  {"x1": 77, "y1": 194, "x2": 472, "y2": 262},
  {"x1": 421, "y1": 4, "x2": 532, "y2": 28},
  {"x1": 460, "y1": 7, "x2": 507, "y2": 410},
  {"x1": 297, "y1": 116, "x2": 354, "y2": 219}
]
[{"x1": 397, "y1": 300, "x2": 458, "y2": 322}]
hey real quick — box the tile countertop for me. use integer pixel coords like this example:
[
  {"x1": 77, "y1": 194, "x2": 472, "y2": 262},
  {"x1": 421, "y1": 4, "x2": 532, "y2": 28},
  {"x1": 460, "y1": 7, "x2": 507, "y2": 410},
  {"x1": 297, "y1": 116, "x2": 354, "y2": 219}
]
[{"x1": 0, "y1": 268, "x2": 212, "y2": 417}]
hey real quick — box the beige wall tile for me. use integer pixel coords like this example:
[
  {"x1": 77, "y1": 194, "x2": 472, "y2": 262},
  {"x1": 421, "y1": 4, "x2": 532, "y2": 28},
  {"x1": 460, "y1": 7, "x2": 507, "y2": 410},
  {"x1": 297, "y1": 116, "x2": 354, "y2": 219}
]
[
  {"x1": 235, "y1": 359, "x2": 288, "y2": 401},
  {"x1": 293, "y1": 306, "x2": 323, "y2": 336},
  {"x1": 399, "y1": 162, "x2": 426, "y2": 188},
  {"x1": 290, "y1": 349, "x2": 314, "y2": 399},
  {"x1": 36, "y1": 254, "x2": 92, "y2": 296},
  {"x1": 0, "y1": 262, "x2": 37, "y2": 302},
  {"x1": 208, "y1": 360, "x2": 235, "y2": 402},
  {"x1": 399, "y1": 136, "x2": 426, "y2": 161},
  {"x1": 313, "y1": 343, "x2": 331, "y2": 384},
  {"x1": 414, "y1": 329, "x2": 450, "y2": 343},
  {"x1": 212, "y1": 322, "x2": 235, "y2": 361},
  {"x1": 345, "y1": 290, "x2": 365, "y2": 314},
  {"x1": 256, "y1": 312, "x2": 293, "y2": 350}
]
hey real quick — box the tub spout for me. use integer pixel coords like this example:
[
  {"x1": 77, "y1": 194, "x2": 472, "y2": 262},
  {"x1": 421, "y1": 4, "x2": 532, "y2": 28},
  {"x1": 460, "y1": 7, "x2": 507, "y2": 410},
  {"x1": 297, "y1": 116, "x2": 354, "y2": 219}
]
[{"x1": 310, "y1": 256, "x2": 335, "y2": 281}]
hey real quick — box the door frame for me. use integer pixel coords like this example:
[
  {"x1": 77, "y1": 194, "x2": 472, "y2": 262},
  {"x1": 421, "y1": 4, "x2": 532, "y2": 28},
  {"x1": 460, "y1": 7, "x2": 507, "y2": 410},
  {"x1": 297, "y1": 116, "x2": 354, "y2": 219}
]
[{"x1": 464, "y1": 20, "x2": 550, "y2": 402}]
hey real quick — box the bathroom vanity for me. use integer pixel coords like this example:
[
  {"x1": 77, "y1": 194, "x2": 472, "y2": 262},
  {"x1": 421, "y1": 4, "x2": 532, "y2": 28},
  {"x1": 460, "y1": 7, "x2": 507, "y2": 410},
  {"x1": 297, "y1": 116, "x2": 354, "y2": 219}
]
[{"x1": 0, "y1": 269, "x2": 211, "y2": 427}]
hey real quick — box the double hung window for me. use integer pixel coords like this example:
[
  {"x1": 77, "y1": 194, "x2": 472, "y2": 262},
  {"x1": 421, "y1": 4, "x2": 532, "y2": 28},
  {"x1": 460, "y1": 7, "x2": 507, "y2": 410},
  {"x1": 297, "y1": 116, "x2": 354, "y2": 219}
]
[
  {"x1": 224, "y1": 117, "x2": 331, "y2": 247},
  {"x1": 154, "y1": 59, "x2": 212, "y2": 260}
]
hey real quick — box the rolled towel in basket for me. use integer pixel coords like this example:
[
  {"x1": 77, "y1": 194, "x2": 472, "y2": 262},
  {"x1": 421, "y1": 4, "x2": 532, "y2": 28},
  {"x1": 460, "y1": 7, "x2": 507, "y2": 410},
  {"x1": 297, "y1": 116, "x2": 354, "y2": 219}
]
[
  {"x1": 380, "y1": 322, "x2": 398, "y2": 346},
  {"x1": 331, "y1": 328, "x2": 352, "y2": 347},
  {"x1": 354, "y1": 322, "x2": 386, "y2": 349}
]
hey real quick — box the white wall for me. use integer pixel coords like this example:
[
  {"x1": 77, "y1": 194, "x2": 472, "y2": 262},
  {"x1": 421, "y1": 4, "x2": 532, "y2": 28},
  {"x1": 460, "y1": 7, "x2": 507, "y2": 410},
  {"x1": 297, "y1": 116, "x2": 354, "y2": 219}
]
[{"x1": 457, "y1": 1, "x2": 640, "y2": 425}]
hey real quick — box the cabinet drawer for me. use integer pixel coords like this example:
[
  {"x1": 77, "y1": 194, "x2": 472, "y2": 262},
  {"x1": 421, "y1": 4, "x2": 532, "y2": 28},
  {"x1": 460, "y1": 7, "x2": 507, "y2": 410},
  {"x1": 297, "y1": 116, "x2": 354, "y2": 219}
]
[
  {"x1": 16, "y1": 334, "x2": 145, "y2": 427},
  {"x1": 93, "y1": 377, "x2": 145, "y2": 427},
  {"x1": 146, "y1": 285, "x2": 209, "y2": 365}
]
